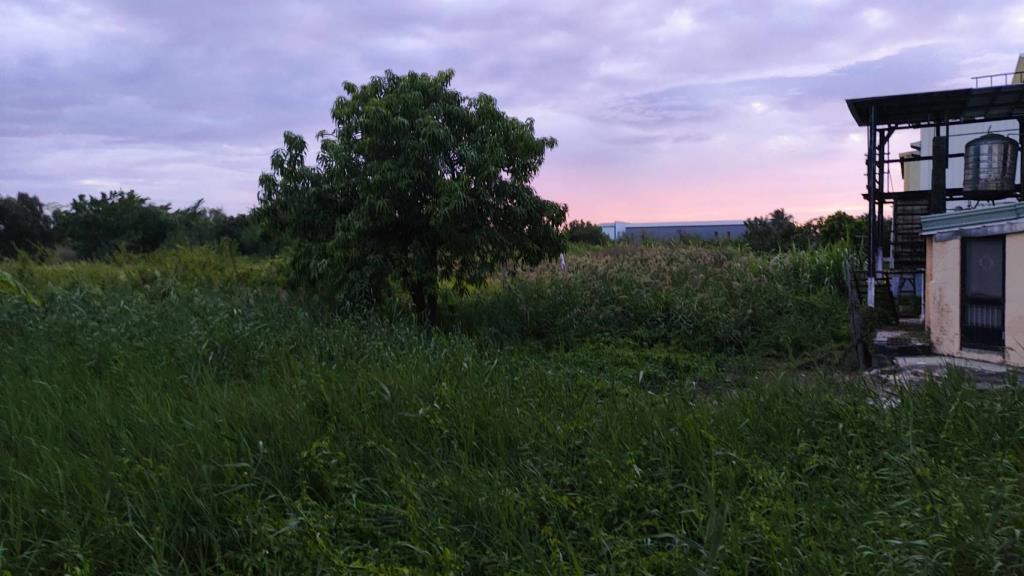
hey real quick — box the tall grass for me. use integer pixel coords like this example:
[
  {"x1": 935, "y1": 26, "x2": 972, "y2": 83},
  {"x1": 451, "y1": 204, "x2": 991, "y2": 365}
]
[
  {"x1": 447, "y1": 242, "x2": 849, "y2": 366},
  {"x1": 6, "y1": 244, "x2": 284, "y2": 294},
  {"x1": 1, "y1": 245, "x2": 1022, "y2": 574}
]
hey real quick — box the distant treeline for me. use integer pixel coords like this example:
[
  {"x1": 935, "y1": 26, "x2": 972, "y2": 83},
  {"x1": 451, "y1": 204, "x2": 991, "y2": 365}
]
[
  {"x1": 743, "y1": 208, "x2": 874, "y2": 253},
  {"x1": 1, "y1": 191, "x2": 874, "y2": 261},
  {"x1": 565, "y1": 209, "x2": 874, "y2": 253},
  {"x1": 0, "y1": 191, "x2": 278, "y2": 260}
]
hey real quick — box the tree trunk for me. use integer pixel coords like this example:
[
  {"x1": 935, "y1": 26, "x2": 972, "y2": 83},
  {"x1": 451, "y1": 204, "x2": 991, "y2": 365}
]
[
  {"x1": 408, "y1": 245, "x2": 440, "y2": 325},
  {"x1": 410, "y1": 281, "x2": 438, "y2": 325}
]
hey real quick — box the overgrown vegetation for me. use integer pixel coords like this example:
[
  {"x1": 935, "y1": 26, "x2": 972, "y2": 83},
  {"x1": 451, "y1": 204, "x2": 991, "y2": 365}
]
[
  {"x1": 448, "y1": 242, "x2": 849, "y2": 367},
  {"x1": 2, "y1": 243, "x2": 1022, "y2": 574}
]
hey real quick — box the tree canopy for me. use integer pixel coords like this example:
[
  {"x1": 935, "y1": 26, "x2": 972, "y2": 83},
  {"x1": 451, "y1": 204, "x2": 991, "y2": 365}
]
[
  {"x1": 53, "y1": 190, "x2": 173, "y2": 259},
  {"x1": 0, "y1": 192, "x2": 54, "y2": 258},
  {"x1": 744, "y1": 208, "x2": 873, "y2": 253},
  {"x1": 564, "y1": 220, "x2": 608, "y2": 245},
  {"x1": 164, "y1": 201, "x2": 273, "y2": 255},
  {"x1": 744, "y1": 208, "x2": 800, "y2": 252},
  {"x1": 813, "y1": 211, "x2": 867, "y2": 246},
  {"x1": 257, "y1": 69, "x2": 567, "y2": 321}
]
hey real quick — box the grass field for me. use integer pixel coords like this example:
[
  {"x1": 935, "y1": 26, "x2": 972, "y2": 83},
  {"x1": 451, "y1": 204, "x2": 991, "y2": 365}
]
[{"x1": 2, "y1": 244, "x2": 1023, "y2": 574}]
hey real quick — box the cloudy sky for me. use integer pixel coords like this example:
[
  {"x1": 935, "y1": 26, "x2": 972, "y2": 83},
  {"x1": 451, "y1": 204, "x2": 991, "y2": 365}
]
[{"x1": 2, "y1": 0, "x2": 1023, "y2": 222}]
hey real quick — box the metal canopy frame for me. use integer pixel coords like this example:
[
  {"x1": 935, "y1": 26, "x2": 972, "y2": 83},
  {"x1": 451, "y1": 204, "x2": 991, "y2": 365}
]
[
  {"x1": 847, "y1": 84, "x2": 1024, "y2": 128},
  {"x1": 845, "y1": 83, "x2": 1024, "y2": 309}
]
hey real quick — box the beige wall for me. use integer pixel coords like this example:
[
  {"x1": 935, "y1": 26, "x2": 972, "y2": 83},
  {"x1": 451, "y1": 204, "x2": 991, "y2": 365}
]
[
  {"x1": 925, "y1": 233, "x2": 1024, "y2": 366},
  {"x1": 1007, "y1": 234, "x2": 1024, "y2": 366}
]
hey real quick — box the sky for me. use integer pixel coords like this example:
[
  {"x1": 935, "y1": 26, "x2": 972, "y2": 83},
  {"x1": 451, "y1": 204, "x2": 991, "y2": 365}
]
[{"x1": 2, "y1": 1, "x2": 1024, "y2": 223}]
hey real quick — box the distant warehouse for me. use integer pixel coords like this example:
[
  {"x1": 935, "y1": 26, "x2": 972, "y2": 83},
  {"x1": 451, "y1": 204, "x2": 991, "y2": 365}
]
[{"x1": 598, "y1": 220, "x2": 746, "y2": 242}]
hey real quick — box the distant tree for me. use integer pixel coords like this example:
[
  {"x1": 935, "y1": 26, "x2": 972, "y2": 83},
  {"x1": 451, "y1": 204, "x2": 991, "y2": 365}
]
[
  {"x1": 217, "y1": 211, "x2": 278, "y2": 256},
  {"x1": 814, "y1": 211, "x2": 867, "y2": 246},
  {"x1": 165, "y1": 200, "x2": 228, "y2": 247},
  {"x1": 163, "y1": 202, "x2": 278, "y2": 255},
  {"x1": 564, "y1": 220, "x2": 608, "y2": 245},
  {"x1": 54, "y1": 190, "x2": 172, "y2": 259},
  {"x1": 258, "y1": 70, "x2": 566, "y2": 322},
  {"x1": 0, "y1": 192, "x2": 54, "y2": 258},
  {"x1": 744, "y1": 208, "x2": 799, "y2": 252}
]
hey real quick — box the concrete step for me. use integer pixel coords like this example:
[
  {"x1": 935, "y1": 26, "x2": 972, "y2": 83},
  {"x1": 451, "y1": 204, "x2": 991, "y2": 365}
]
[{"x1": 873, "y1": 328, "x2": 932, "y2": 364}]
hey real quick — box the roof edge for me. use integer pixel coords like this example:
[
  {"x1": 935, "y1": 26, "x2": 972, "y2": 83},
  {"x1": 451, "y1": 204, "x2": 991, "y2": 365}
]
[{"x1": 920, "y1": 202, "x2": 1024, "y2": 235}]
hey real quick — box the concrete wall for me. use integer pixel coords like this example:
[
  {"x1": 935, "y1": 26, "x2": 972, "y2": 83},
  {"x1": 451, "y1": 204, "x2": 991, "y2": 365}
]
[
  {"x1": 925, "y1": 233, "x2": 1024, "y2": 366},
  {"x1": 1007, "y1": 233, "x2": 1024, "y2": 366},
  {"x1": 924, "y1": 236, "x2": 963, "y2": 357}
]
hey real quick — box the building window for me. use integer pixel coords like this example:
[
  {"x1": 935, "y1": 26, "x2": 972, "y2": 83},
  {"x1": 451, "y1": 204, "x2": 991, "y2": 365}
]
[{"x1": 961, "y1": 236, "x2": 1005, "y2": 350}]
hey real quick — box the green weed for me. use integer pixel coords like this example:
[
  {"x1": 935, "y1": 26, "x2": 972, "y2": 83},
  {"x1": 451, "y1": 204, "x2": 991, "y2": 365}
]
[{"x1": 1, "y1": 245, "x2": 1021, "y2": 574}]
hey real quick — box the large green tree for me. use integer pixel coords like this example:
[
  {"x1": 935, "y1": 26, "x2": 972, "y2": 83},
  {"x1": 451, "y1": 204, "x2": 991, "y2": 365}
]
[{"x1": 258, "y1": 70, "x2": 567, "y2": 322}]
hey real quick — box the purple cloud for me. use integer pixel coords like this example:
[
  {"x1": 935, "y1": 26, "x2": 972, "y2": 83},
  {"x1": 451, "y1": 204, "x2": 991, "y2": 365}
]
[{"x1": 2, "y1": 0, "x2": 1022, "y2": 220}]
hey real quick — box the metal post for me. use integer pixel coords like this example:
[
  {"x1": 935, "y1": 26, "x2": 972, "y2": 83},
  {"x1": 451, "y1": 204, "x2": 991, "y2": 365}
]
[
  {"x1": 877, "y1": 132, "x2": 886, "y2": 275},
  {"x1": 930, "y1": 123, "x2": 948, "y2": 214},
  {"x1": 1019, "y1": 118, "x2": 1024, "y2": 201},
  {"x1": 866, "y1": 106, "x2": 877, "y2": 308}
]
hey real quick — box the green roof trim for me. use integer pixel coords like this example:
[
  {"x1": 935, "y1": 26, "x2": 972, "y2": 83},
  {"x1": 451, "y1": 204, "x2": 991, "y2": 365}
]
[{"x1": 920, "y1": 202, "x2": 1024, "y2": 235}]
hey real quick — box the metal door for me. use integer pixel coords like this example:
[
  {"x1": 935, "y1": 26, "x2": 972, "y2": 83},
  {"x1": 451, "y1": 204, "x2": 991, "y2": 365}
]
[{"x1": 961, "y1": 236, "x2": 1005, "y2": 350}]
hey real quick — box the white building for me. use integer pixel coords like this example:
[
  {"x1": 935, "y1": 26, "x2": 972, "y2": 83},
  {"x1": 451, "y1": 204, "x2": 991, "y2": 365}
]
[{"x1": 599, "y1": 220, "x2": 746, "y2": 242}]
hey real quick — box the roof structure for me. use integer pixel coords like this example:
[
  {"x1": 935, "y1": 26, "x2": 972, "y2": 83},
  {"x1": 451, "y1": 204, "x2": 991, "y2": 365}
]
[
  {"x1": 921, "y1": 202, "x2": 1024, "y2": 241},
  {"x1": 846, "y1": 84, "x2": 1024, "y2": 128}
]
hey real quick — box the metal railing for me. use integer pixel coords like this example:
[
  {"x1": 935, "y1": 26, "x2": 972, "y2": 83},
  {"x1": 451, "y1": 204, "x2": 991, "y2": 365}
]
[{"x1": 972, "y1": 71, "x2": 1024, "y2": 88}]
